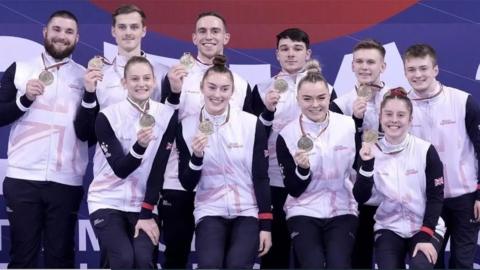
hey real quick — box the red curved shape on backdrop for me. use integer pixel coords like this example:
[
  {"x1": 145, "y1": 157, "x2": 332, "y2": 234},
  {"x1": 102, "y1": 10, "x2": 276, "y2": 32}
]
[{"x1": 91, "y1": 0, "x2": 418, "y2": 49}]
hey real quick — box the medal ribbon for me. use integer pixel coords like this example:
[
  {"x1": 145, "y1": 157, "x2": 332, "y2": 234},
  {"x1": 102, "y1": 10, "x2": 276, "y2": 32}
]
[
  {"x1": 299, "y1": 113, "x2": 329, "y2": 139},
  {"x1": 199, "y1": 105, "x2": 231, "y2": 127},
  {"x1": 41, "y1": 53, "x2": 69, "y2": 71},
  {"x1": 127, "y1": 96, "x2": 150, "y2": 116},
  {"x1": 374, "y1": 134, "x2": 410, "y2": 155},
  {"x1": 91, "y1": 55, "x2": 112, "y2": 66},
  {"x1": 355, "y1": 81, "x2": 384, "y2": 96},
  {"x1": 410, "y1": 83, "x2": 443, "y2": 101}
]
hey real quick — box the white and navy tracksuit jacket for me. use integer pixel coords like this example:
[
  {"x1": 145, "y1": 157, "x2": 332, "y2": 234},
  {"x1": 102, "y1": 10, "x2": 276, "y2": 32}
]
[
  {"x1": 87, "y1": 99, "x2": 177, "y2": 217},
  {"x1": 173, "y1": 106, "x2": 272, "y2": 230},
  {"x1": 160, "y1": 59, "x2": 252, "y2": 192},
  {"x1": 251, "y1": 71, "x2": 336, "y2": 187},
  {"x1": 0, "y1": 52, "x2": 88, "y2": 186},
  {"x1": 354, "y1": 134, "x2": 444, "y2": 241},
  {"x1": 276, "y1": 112, "x2": 358, "y2": 219},
  {"x1": 408, "y1": 84, "x2": 480, "y2": 199}
]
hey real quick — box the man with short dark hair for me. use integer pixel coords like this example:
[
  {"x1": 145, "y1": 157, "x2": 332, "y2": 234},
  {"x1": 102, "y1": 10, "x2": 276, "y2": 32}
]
[
  {"x1": 0, "y1": 10, "x2": 87, "y2": 268},
  {"x1": 250, "y1": 28, "x2": 336, "y2": 269}
]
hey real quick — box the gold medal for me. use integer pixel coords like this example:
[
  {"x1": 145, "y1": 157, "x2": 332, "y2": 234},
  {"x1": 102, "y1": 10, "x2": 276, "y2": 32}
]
[
  {"x1": 38, "y1": 70, "x2": 54, "y2": 86},
  {"x1": 362, "y1": 129, "x2": 379, "y2": 144},
  {"x1": 297, "y1": 135, "x2": 314, "y2": 152},
  {"x1": 179, "y1": 52, "x2": 195, "y2": 70},
  {"x1": 357, "y1": 84, "x2": 372, "y2": 100},
  {"x1": 139, "y1": 113, "x2": 156, "y2": 128},
  {"x1": 274, "y1": 78, "x2": 288, "y2": 93},
  {"x1": 198, "y1": 120, "x2": 214, "y2": 135},
  {"x1": 88, "y1": 57, "x2": 104, "y2": 70}
]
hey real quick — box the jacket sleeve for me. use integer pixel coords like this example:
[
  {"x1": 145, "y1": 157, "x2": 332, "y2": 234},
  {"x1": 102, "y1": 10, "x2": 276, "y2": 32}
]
[
  {"x1": 277, "y1": 134, "x2": 312, "y2": 197},
  {"x1": 74, "y1": 90, "x2": 99, "y2": 145},
  {"x1": 464, "y1": 95, "x2": 480, "y2": 200},
  {"x1": 95, "y1": 113, "x2": 146, "y2": 178},
  {"x1": 177, "y1": 123, "x2": 203, "y2": 191},
  {"x1": 242, "y1": 83, "x2": 254, "y2": 114},
  {"x1": 414, "y1": 145, "x2": 444, "y2": 243},
  {"x1": 251, "y1": 119, "x2": 272, "y2": 231},
  {"x1": 0, "y1": 63, "x2": 34, "y2": 126},
  {"x1": 353, "y1": 158, "x2": 375, "y2": 204},
  {"x1": 250, "y1": 84, "x2": 266, "y2": 116},
  {"x1": 139, "y1": 111, "x2": 178, "y2": 219}
]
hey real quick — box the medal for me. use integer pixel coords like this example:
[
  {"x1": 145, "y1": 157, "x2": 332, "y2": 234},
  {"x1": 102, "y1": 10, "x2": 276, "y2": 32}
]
[
  {"x1": 88, "y1": 56, "x2": 104, "y2": 70},
  {"x1": 139, "y1": 113, "x2": 156, "y2": 128},
  {"x1": 273, "y1": 78, "x2": 288, "y2": 93},
  {"x1": 357, "y1": 84, "x2": 372, "y2": 99},
  {"x1": 38, "y1": 53, "x2": 70, "y2": 86},
  {"x1": 198, "y1": 105, "x2": 230, "y2": 136},
  {"x1": 127, "y1": 97, "x2": 155, "y2": 128},
  {"x1": 179, "y1": 52, "x2": 195, "y2": 70},
  {"x1": 198, "y1": 120, "x2": 214, "y2": 135},
  {"x1": 362, "y1": 129, "x2": 378, "y2": 144},
  {"x1": 297, "y1": 113, "x2": 329, "y2": 152},
  {"x1": 297, "y1": 135, "x2": 314, "y2": 152},
  {"x1": 38, "y1": 70, "x2": 54, "y2": 86}
]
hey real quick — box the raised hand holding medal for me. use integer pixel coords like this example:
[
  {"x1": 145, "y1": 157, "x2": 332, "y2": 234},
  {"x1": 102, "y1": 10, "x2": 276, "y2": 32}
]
[
  {"x1": 85, "y1": 56, "x2": 108, "y2": 92},
  {"x1": 362, "y1": 129, "x2": 379, "y2": 144},
  {"x1": 273, "y1": 78, "x2": 288, "y2": 94},
  {"x1": 360, "y1": 129, "x2": 378, "y2": 161},
  {"x1": 88, "y1": 56, "x2": 105, "y2": 70},
  {"x1": 179, "y1": 52, "x2": 195, "y2": 71},
  {"x1": 357, "y1": 84, "x2": 372, "y2": 100}
]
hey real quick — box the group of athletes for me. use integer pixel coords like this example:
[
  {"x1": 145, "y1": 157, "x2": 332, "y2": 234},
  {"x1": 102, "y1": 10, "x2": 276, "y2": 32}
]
[{"x1": 1, "y1": 3, "x2": 479, "y2": 270}]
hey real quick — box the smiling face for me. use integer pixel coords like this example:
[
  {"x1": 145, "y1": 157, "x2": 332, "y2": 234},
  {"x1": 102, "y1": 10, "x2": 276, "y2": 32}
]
[
  {"x1": 112, "y1": 12, "x2": 146, "y2": 55},
  {"x1": 352, "y1": 48, "x2": 386, "y2": 85},
  {"x1": 276, "y1": 38, "x2": 311, "y2": 74},
  {"x1": 404, "y1": 55, "x2": 439, "y2": 95},
  {"x1": 43, "y1": 16, "x2": 79, "y2": 60},
  {"x1": 122, "y1": 62, "x2": 155, "y2": 104},
  {"x1": 380, "y1": 98, "x2": 412, "y2": 144},
  {"x1": 297, "y1": 81, "x2": 330, "y2": 122},
  {"x1": 192, "y1": 15, "x2": 230, "y2": 63},
  {"x1": 201, "y1": 71, "x2": 234, "y2": 115}
]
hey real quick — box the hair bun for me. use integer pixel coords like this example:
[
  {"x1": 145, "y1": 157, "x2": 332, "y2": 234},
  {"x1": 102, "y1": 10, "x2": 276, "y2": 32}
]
[
  {"x1": 212, "y1": 54, "x2": 227, "y2": 67},
  {"x1": 305, "y1": 59, "x2": 322, "y2": 74}
]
